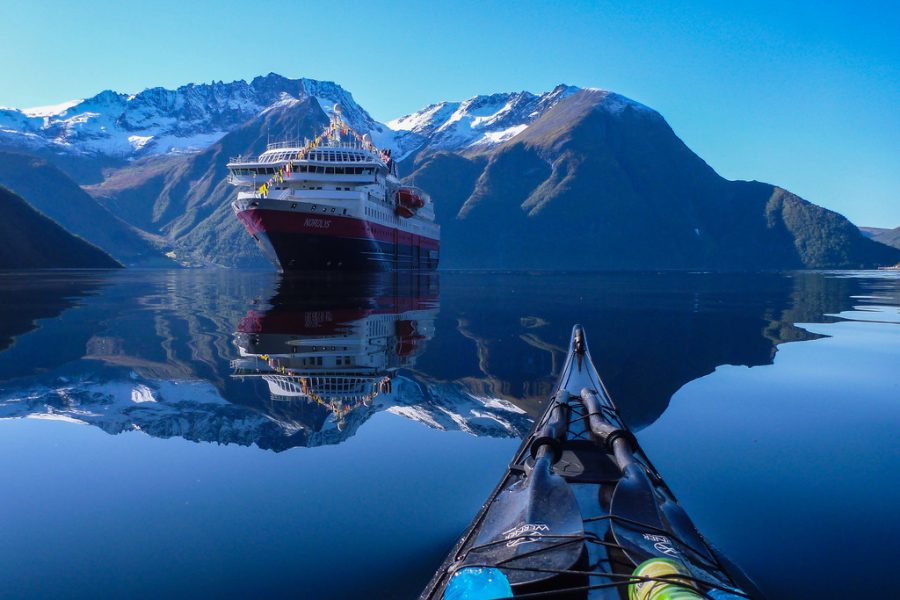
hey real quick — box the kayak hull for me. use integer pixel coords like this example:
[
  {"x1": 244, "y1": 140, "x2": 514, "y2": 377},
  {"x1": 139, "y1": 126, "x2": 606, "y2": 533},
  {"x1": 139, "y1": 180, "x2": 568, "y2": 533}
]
[{"x1": 421, "y1": 325, "x2": 763, "y2": 599}]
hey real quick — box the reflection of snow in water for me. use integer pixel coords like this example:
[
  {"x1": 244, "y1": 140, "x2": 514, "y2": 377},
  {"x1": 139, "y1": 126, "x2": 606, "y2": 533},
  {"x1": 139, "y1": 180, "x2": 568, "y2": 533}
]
[{"x1": 0, "y1": 368, "x2": 532, "y2": 450}]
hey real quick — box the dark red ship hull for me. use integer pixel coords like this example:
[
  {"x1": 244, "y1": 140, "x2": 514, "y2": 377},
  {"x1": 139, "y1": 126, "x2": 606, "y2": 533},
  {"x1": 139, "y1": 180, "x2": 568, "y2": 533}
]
[{"x1": 237, "y1": 207, "x2": 440, "y2": 272}]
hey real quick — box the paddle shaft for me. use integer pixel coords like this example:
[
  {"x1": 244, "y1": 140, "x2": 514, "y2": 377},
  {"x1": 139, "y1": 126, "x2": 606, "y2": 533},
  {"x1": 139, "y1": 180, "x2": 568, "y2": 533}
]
[
  {"x1": 580, "y1": 388, "x2": 637, "y2": 469},
  {"x1": 581, "y1": 389, "x2": 717, "y2": 577},
  {"x1": 530, "y1": 396, "x2": 570, "y2": 463}
]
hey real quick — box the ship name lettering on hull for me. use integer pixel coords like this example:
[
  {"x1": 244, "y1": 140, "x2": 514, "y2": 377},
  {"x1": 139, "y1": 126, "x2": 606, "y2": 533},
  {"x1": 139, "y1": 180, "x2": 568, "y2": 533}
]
[{"x1": 304, "y1": 218, "x2": 331, "y2": 229}]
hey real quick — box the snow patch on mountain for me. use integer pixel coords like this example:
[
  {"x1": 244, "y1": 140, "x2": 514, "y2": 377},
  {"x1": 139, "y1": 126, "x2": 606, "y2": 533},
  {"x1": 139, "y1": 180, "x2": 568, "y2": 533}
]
[
  {"x1": 21, "y1": 99, "x2": 83, "y2": 117},
  {"x1": 131, "y1": 384, "x2": 156, "y2": 403},
  {"x1": 388, "y1": 102, "x2": 460, "y2": 134},
  {"x1": 384, "y1": 84, "x2": 581, "y2": 158},
  {"x1": 25, "y1": 412, "x2": 88, "y2": 425},
  {"x1": 476, "y1": 124, "x2": 528, "y2": 145},
  {"x1": 588, "y1": 89, "x2": 655, "y2": 115}
]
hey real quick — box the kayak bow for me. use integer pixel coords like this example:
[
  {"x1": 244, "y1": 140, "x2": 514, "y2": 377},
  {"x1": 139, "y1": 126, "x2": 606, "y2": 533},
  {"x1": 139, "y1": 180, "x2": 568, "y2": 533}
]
[{"x1": 422, "y1": 325, "x2": 763, "y2": 599}]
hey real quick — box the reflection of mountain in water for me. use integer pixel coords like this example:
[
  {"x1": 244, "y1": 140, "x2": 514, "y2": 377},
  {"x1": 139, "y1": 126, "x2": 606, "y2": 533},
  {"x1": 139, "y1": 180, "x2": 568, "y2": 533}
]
[
  {"x1": 0, "y1": 272, "x2": 532, "y2": 451},
  {"x1": 0, "y1": 270, "x2": 876, "y2": 445},
  {"x1": 419, "y1": 273, "x2": 865, "y2": 429}
]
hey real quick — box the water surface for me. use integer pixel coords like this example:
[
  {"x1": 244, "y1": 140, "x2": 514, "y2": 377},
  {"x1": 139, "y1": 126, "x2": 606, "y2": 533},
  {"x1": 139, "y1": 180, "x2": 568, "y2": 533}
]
[{"x1": 0, "y1": 270, "x2": 897, "y2": 599}]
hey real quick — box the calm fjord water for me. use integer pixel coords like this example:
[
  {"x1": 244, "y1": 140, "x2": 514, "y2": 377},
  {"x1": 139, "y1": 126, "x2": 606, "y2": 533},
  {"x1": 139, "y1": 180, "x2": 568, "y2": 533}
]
[{"x1": 0, "y1": 270, "x2": 897, "y2": 599}]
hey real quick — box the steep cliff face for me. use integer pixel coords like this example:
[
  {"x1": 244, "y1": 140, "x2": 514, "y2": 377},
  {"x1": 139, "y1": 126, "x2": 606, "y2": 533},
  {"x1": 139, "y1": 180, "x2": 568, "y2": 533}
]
[
  {"x1": 0, "y1": 186, "x2": 121, "y2": 269},
  {"x1": 0, "y1": 152, "x2": 170, "y2": 265}
]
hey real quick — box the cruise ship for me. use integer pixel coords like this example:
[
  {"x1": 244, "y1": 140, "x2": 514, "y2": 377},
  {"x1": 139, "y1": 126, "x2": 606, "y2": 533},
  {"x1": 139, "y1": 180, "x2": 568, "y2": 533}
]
[{"x1": 227, "y1": 106, "x2": 440, "y2": 271}]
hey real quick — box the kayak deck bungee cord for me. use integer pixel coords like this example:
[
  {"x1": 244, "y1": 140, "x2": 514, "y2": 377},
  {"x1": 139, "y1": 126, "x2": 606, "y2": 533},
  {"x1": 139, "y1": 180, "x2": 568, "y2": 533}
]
[{"x1": 422, "y1": 325, "x2": 763, "y2": 600}]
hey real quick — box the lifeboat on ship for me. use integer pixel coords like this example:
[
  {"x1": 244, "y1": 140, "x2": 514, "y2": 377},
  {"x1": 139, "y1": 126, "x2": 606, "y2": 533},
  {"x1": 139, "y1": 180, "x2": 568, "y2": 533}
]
[
  {"x1": 395, "y1": 186, "x2": 426, "y2": 218},
  {"x1": 395, "y1": 319, "x2": 425, "y2": 356}
]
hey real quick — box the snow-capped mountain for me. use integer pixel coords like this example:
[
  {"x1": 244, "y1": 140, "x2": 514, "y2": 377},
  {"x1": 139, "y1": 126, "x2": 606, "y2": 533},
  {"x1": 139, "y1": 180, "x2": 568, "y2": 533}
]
[
  {"x1": 387, "y1": 84, "x2": 581, "y2": 158},
  {"x1": 0, "y1": 73, "x2": 387, "y2": 158},
  {"x1": 0, "y1": 75, "x2": 590, "y2": 161}
]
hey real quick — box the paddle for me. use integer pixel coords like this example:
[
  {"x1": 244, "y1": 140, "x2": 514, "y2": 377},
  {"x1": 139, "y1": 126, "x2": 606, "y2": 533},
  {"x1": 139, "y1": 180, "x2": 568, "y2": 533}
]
[
  {"x1": 611, "y1": 467, "x2": 748, "y2": 598},
  {"x1": 610, "y1": 460, "x2": 685, "y2": 565},
  {"x1": 578, "y1": 388, "x2": 746, "y2": 599},
  {"x1": 659, "y1": 497, "x2": 716, "y2": 564},
  {"x1": 578, "y1": 387, "x2": 691, "y2": 567},
  {"x1": 461, "y1": 394, "x2": 584, "y2": 587}
]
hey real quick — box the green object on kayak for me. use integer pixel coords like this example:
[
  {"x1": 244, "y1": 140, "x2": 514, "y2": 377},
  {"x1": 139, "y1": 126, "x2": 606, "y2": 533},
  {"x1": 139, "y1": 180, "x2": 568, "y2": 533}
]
[
  {"x1": 422, "y1": 325, "x2": 764, "y2": 599},
  {"x1": 629, "y1": 558, "x2": 702, "y2": 600}
]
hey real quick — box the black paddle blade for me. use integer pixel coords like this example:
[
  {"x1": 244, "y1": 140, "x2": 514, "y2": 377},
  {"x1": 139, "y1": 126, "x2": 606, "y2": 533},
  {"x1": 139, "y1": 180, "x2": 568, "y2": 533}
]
[
  {"x1": 660, "y1": 499, "x2": 716, "y2": 563},
  {"x1": 463, "y1": 455, "x2": 584, "y2": 586},
  {"x1": 610, "y1": 463, "x2": 686, "y2": 566}
]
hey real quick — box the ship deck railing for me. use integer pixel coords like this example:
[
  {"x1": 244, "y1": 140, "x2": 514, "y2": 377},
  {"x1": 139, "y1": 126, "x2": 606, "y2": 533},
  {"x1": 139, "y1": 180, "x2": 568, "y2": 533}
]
[
  {"x1": 228, "y1": 136, "x2": 386, "y2": 166},
  {"x1": 265, "y1": 139, "x2": 303, "y2": 150}
]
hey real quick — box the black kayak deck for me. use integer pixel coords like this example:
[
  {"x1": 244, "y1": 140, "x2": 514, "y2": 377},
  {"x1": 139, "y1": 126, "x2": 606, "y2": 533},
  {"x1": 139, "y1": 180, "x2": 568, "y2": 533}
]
[{"x1": 420, "y1": 325, "x2": 763, "y2": 599}]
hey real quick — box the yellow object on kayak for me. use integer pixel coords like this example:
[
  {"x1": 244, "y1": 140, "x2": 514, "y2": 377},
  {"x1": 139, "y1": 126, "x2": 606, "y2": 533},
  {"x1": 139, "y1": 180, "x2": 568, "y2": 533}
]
[{"x1": 629, "y1": 558, "x2": 703, "y2": 600}]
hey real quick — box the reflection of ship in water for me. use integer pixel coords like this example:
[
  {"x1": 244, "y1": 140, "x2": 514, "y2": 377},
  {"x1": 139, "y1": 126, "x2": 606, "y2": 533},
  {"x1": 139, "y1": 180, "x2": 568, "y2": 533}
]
[
  {"x1": 232, "y1": 276, "x2": 437, "y2": 432},
  {"x1": 228, "y1": 274, "x2": 532, "y2": 447}
]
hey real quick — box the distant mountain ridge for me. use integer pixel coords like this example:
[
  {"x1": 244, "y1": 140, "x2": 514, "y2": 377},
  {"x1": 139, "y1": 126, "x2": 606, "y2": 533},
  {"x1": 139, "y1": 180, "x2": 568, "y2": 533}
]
[
  {"x1": 0, "y1": 74, "x2": 896, "y2": 270},
  {"x1": 0, "y1": 74, "x2": 581, "y2": 163},
  {"x1": 860, "y1": 226, "x2": 900, "y2": 250},
  {"x1": 0, "y1": 74, "x2": 389, "y2": 159}
]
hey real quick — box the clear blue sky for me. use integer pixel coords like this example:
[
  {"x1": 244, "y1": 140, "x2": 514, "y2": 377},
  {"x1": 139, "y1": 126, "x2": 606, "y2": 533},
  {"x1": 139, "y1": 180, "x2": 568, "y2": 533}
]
[{"x1": 1, "y1": 0, "x2": 897, "y2": 226}]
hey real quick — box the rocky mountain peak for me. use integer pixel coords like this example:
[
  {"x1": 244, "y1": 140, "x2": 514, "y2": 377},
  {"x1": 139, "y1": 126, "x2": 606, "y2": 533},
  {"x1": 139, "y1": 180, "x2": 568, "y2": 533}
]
[{"x1": 0, "y1": 74, "x2": 378, "y2": 158}]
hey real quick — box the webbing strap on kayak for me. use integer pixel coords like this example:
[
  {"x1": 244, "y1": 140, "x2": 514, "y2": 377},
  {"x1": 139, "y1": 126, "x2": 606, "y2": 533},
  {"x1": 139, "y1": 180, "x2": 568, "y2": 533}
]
[
  {"x1": 456, "y1": 559, "x2": 751, "y2": 599},
  {"x1": 457, "y1": 524, "x2": 742, "y2": 598}
]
